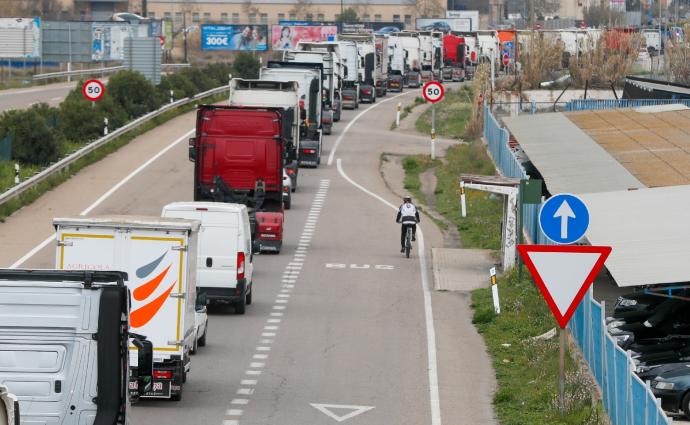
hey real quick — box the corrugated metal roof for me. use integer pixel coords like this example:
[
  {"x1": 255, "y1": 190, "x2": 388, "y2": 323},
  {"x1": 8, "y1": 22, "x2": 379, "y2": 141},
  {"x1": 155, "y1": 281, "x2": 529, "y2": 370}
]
[
  {"x1": 502, "y1": 113, "x2": 644, "y2": 194},
  {"x1": 580, "y1": 185, "x2": 690, "y2": 287}
]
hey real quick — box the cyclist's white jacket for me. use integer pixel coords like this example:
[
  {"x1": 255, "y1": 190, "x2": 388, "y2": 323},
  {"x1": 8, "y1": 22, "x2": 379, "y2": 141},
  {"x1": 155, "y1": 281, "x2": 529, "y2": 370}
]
[{"x1": 397, "y1": 203, "x2": 420, "y2": 224}]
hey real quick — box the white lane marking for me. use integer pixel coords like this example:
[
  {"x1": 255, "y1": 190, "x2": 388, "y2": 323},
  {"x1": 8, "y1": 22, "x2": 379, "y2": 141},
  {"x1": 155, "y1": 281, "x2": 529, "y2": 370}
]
[
  {"x1": 268, "y1": 318, "x2": 282, "y2": 323},
  {"x1": 327, "y1": 91, "x2": 408, "y2": 166},
  {"x1": 253, "y1": 354, "x2": 268, "y2": 360},
  {"x1": 310, "y1": 403, "x2": 376, "y2": 422},
  {"x1": 256, "y1": 346, "x2": 271, "y2": 351},
  {"x1": 275, "y1": 299, "x2": 288, "y2": 304},
  {"x1": 262, "y1": 332, "x2": 276, "y2": 337},
  {"x1": 222, "y1": 420, "x2": 239, "y2": 425},
  {"x1": 273, "y1": 306, "x2": 286, "y2": 311},
  {"x1": 260, "y1": 339, "x2": 274, "y2": 344},
  {"x1": 237, "y1": 388, "x2": 255, "y2": 395},
  {"x1": 336, "y1": 158, "x2": 442, "y2": 425},
  {"x1": 270, "y1": 312, "x2": 284, "y2": 316},
  {"x1": 50, "y1": 96, "x2": 62, "y2": 101},
  {"x1": 231, "y1": 399, "x2": 249, "y2": 405},
  {"x1": 264, "y1": 325, "x2": 279, "y2": 330},
  {"x1": 246, "y1": 370, "x2": 262, "y2": 375},
  {"x1": 241, "y1": 380, "x2": 257, "y2": 385},
  {"x1": 249, "y1": 362, "x2": 265, "y2": 368},
  {"x1": 226, "y1": 409, "x2": 243, "y2": 416},
  {"x1": 280, "y1": 289, "x2": 292, "y2": 293},
  {"x1": 277, "y1": 293, "x2": 290, "y2": 298},
  {"x1": 9, "y1": 128, "x2": 195, "y2": 268}
]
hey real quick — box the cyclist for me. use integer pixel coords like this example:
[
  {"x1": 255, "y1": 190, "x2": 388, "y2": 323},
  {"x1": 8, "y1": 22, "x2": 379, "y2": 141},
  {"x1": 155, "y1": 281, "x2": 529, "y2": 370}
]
[{"x1": 396, "y1": 195, "x2": 420, "y2": 252}]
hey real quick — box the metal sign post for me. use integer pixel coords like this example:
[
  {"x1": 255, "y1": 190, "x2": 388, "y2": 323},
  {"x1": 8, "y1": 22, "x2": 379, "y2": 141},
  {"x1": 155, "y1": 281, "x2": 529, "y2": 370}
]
[
  {"x1": 431, "y1": 103, "x2": 436, "y2": 160},
  {"x1": 422, "y1": 81, "x2": 444, "y2": 161}
]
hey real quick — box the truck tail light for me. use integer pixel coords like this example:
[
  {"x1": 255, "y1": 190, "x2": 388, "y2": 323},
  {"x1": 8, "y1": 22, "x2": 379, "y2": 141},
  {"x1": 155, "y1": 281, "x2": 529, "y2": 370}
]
[
  {"x1": 299, "y1": 99, "x2": 305, "y2": 110},
  {"x1": 237, "y1": 252, "x2": 245, "y2": 280},
  {"x1": 153, "y1": 370, "x2": 172, "y2": 379},
  {"x1": 302, "y1": 149, "x2": 316, "y2": 154},
  {"x1": 283, "y1": 186, "x2": 289, "y2": 193}
]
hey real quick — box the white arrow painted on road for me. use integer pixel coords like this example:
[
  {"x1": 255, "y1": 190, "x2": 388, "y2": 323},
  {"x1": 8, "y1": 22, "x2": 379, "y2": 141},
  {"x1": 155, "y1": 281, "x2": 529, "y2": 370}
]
[
  {"x1": 553, "y1": 200, "x2": 576, "y2": 239},
  {"x1": 310, "y1": 403, "x2": 375, "y2": 422}
]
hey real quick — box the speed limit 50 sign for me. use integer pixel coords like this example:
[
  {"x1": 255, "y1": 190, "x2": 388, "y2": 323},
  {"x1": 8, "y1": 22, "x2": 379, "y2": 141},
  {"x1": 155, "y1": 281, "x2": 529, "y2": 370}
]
[
  {"x1": 82, "y1": 79, "x2": 105, "y2": 102},
  {"x1": 422, "y1": 81, "x2": 444, "y2": 103}
]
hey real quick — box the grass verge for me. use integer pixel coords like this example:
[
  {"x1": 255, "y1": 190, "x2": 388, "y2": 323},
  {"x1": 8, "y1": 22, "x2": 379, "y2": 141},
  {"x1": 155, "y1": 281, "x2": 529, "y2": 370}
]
[
  {"x1": 435, "y1": 142, "x2": 503, "y2": 250},
  {"x1": 390, "y1": 96, "x2": 425, "y2": 129},
  {"x1": 401, "y1": 154, "x2": 440, "y2": 205},
  {"x1": 0, "y1": 93, "x2": 224, "y2": 222},
  {"x1": 416, "y1": 85, "x2": 474, "y2": 139},
  {"x1": 472, "y1": 268, "x2": 606, "y2": 425}
]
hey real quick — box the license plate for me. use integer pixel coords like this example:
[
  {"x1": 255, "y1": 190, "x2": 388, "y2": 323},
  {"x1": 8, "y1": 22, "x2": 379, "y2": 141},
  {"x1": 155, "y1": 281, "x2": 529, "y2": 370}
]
[{"x1": 129, "y1": 379, "x2": 171, "y2": 398}]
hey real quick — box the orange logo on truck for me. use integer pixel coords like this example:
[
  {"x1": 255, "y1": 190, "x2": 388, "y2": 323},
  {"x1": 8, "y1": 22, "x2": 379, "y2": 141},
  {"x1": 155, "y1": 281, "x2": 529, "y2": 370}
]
[{"x1": 130, "y1": 253, "x2": 175, "y2": 328}]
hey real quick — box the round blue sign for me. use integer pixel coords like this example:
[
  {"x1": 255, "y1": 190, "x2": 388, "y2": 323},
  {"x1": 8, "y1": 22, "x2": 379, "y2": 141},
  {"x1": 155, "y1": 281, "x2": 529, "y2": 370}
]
[{"x1": 539, "y1": 193, "x2": 590, "y2": 244}]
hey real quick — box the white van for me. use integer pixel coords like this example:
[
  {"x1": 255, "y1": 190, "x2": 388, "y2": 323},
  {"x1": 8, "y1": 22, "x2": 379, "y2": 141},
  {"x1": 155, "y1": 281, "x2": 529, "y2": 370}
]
[{"x1": 162, "y1": 202, "x2": 254, "y2": 314}]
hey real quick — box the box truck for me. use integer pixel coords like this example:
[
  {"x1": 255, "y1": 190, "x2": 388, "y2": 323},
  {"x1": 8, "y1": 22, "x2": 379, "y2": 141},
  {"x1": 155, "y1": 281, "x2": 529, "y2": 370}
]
[
  {"x1": 0, "y1": 269, "x2": 154, "y2": 424},
  {"x1": 337, "y1": 39, "x2": 361, "y2": 109},
  {"x1": 53, "y1": 216, "x2": 199, "y2": 401}
]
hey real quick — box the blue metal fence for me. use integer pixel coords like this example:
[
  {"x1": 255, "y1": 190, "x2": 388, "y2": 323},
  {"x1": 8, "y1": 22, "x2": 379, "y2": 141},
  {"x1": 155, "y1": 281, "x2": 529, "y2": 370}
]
[
  {"x1": 570, "y1": 290, "x2": 673, "y2": 425},
  {"x1": 565, "y1": 98, "x2": 690, "y2": 112},
  {"x1": 483, "y1": 106, "x2": 673, "y2": 425}
]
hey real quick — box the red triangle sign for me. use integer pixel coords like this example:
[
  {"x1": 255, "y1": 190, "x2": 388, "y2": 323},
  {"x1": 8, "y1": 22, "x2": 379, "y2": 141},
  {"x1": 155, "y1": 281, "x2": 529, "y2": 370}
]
[{"x1": 518, "y1": 245, "x2": 612, "y2": 329}]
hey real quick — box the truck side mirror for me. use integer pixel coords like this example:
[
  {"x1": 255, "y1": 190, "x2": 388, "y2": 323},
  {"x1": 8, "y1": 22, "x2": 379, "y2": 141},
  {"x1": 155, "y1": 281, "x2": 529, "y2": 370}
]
[
  {"x1": 131, "y1": 334, "x2": 154, "y2": 397},
  {"x1": 188, "y1": 138, "x2": 197, "y2": 162}
]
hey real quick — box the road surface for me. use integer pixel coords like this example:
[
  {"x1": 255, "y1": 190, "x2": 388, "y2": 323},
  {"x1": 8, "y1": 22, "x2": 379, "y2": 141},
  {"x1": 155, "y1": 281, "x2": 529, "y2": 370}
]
[
  {"x1": 0, "y1": 81, "x2": 77, "y2": 112},
  {"x1": 0, "y1": 88, "x2": 496, "y2": 425}
]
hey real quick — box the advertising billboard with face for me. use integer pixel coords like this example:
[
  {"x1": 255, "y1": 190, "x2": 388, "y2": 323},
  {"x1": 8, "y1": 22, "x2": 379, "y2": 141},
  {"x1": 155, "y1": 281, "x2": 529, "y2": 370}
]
[
  {"x1": 271, "y1": 25, "x2": 338, "y2": 50},
  {"x1": 201, "y1": 24, "x2": 268, "y2": 51}
]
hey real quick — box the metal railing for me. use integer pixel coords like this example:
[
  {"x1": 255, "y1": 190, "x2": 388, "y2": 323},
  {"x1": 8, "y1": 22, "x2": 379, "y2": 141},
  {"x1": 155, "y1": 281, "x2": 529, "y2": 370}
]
[
  {"x1": 565, "y1": 98, "x2": 690, "y2": 112},
  {"x1": 570, "y1": 290, "x2": 673, "y2": 425},
  {"x1": 0, "y1": 84, "x2": 228, "y2": 207},
  {"x1": 32, "y1": 63, "x2": 190, "y2": 80}
]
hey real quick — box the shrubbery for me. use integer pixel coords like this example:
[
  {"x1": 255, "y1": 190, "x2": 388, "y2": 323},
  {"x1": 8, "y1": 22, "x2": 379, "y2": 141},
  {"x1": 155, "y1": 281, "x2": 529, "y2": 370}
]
[{"x1": 0, "y1": 59, "x2": 247, "y2": 170}]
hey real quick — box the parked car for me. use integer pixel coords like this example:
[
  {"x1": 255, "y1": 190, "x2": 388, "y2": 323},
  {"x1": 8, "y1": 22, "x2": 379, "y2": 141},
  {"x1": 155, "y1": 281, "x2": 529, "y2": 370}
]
[
  {"x1": 162, "y1": 202, "x2": 254, "y2": 314},
  {"x1": 112, "y1": 12, "x2": 151, "y2": 22},
  {"x1": 283, "y1": 169, "x2": 292, "y2": 210},
  {"x1": 651, "y1": 367, "x2": 690, "y2": 418}
]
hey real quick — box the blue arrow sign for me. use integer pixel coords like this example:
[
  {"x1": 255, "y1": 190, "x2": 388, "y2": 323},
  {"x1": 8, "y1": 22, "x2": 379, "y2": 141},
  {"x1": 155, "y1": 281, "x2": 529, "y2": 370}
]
[{"x1": 539, "y1": 193, "x2": 589, "y2": 244}]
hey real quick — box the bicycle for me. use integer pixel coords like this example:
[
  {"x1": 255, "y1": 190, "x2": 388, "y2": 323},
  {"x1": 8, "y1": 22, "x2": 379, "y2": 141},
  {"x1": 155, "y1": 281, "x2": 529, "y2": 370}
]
[{"x1": 404, "y1": 225, "x2": 413, "y2": 258}]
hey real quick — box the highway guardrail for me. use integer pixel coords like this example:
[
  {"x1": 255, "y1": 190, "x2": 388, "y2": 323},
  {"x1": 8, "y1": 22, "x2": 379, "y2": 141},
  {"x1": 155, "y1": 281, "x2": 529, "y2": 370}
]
[
  {"x1": 0, "y1": 84, "x2": 228, "y2": 207},
  {"x1": 32, "y1": 63, "x2": 191, "y2": 81}
]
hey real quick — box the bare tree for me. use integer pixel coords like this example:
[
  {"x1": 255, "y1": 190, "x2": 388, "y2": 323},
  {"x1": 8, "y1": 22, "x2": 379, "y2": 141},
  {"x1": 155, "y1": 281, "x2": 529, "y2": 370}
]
[
  {"x1": 1, "y1": 0, "x2": 68, "y2": 19},
  {"x1": 242, "y1": 0, "x2": 260, "y2": 16},
  {"x1": 570, "y1": 30, "x2": 642, "y2": 87},
  {"x1": 583, "y1": 0, "x2": 625, "y2": 27},
  {"x1": 519, "y1": 32, "x2": 564, "y2": 88},
  {"x1": 289, "y1": 0, "x2": 315, "y2": 19},
  {"x1": 664, "y1": 25, "x2": 690, "y2": 84},
  {"x1": 406, "y1": 0, "x2": 445, "y2": 19}
]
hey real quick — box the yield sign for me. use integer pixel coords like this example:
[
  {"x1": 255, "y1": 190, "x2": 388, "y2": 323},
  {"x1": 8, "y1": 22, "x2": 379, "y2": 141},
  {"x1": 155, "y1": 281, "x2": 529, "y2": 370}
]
[
  {"x1": 310, "y1": 403, "x2": 375, "y2": 422},
  {"x1": 518, "y1": 245, "x2": 612, "y2": 328}
]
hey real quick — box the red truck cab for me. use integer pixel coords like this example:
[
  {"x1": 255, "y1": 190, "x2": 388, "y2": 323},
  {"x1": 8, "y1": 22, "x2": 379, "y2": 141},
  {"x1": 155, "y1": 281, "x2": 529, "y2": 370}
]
[{"x1": 190, "y1": 104, "x2": 290, "y2": 252}]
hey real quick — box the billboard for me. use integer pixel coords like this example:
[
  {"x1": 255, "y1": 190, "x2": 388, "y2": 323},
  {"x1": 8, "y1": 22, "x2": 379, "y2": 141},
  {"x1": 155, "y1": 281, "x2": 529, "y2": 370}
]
[
  {"x1": 92, "y1": 23, "x2": 132, "y2": 61},
  {"x1": 416, "y1": 18, "x2": 472, "y2": 33},
  {"x1": 446, "y1": 10, "x2": 479, "y2": 31},
  {"x1": 342, "y1": 22, "x2": 405, "y2": 33},
  {"x1": 0, "y1": 17, "x2": 41, "y2": 58},
  {"x1": 271, "y1": 24, "x2": 338, "y2": 50},
  {"x1": 201, "y1": 24, "x2": 268, "y2": 51}
]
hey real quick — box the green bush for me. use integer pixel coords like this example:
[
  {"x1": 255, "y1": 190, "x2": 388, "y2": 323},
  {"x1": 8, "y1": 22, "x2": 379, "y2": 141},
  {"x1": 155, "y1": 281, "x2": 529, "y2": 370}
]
[
  {"x1": 203, "y1": 62, "x2": 234, "y2": 85},
  {"x1": 232, "y1": 52, "x2": 260, "y2": 79},
  {"x1": 107, "y1": 70, "x2": 162, "y2": 118},
  {"x1": 0, "y1": 105, "x2": 60, "y2": 165}
]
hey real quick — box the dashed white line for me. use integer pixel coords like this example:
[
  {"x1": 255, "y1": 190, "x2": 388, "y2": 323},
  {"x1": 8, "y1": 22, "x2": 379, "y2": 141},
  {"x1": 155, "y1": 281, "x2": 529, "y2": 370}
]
[
  {"x1": 264, "y1": 326, "x2": 279, "y2": 330},
  {"x1": 237, "y1": 388, "x2": 255, "y2": 395},
  {"x1": 268, "y1": 318, "x2": 282, "y2": 322},
  {"x1": 262, "y1": 332, "x2": 276, "y2": 337},
  {"x1": 231, "y1": 399, "x2": 249, "y2": 405},
  {"x1": 253, "y1": 354, "x2": 268, "y2": 360},
  {"x1": 246, "y1": 370, "x2": 262, "y2": 375},
  {"x1": 250, "y1": 362, "x2": 265, "y2": 368},
  {"x1": 226, "y1": 409, "x2": 243, "y2": 416},
  {"x1": 256, "y1": 346, "x2": 271, "y2": 351}
]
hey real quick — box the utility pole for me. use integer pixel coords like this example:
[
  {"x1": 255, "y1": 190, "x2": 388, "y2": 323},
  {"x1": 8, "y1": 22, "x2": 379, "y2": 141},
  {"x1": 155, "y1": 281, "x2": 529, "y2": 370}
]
[{"x1": 142, "y1": 0, "x2": 148, "y2": 16}]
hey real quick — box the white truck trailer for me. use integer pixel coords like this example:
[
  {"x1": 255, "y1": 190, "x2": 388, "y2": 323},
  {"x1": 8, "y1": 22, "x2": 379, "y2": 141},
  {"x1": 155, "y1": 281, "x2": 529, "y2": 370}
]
[
  {"x1": 398, "y1": 32, "x2": 422, "y2": 87},
  {"x1": 283, "y1": 49, "x2": 339, "y2": 133},
  {"x1": 336, "y1": 39, "x2": 361, "y2": 108},
  {"x1": 54, "y1": 216, "x2": 199, "y2": 402},
  {"x1": 0, "y1": 269, "x2": 154, "y2": 424},
  {"x1": 387, "y1": 33, "x2": 408, "y2": 91},
  {"x1": 295, "y1": 41, "x2": 345, "y2": 121}
]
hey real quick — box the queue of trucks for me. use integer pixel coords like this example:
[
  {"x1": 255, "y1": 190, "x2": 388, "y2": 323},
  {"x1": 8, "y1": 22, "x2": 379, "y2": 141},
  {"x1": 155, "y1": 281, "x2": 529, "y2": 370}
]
[{"x1": 0, "y1": 30, "x2": 452, "y2": 425}]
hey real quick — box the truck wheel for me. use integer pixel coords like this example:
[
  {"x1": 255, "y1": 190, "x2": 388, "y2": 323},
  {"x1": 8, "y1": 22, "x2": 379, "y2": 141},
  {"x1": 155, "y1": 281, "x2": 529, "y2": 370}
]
[
  {"x1": 284, "y1": 197, "x2": 291, "y2": 210},
  {"x1": 171, "y1": 389, "x2": 182, "y2": 402},
  {"x1": 235, "y1": 295, "x2": 246, "y2": 315},
  {"x1": 198, "y1": 327, "x2": 207, "y2": 347}
]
